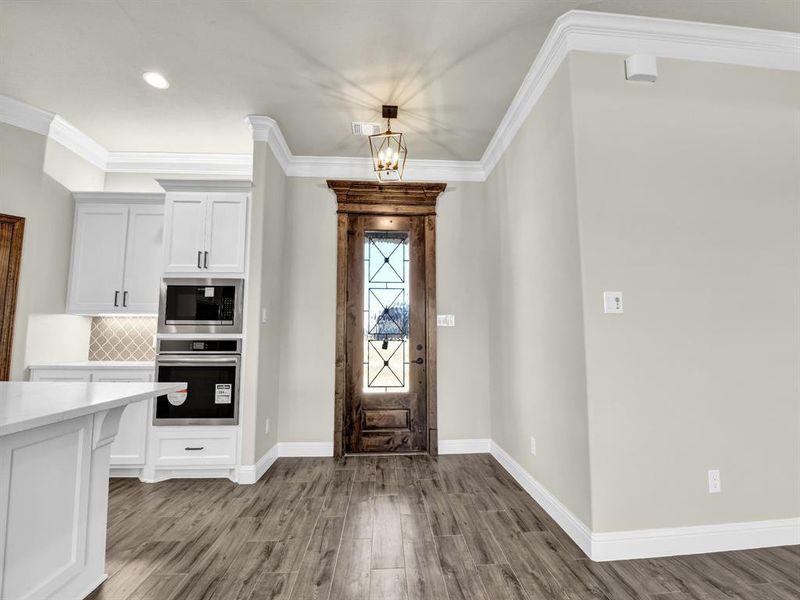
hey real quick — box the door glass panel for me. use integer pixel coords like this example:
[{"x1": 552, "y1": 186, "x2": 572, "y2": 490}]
[{"x1": 363, "y1": 231, "x2": 409, "y2": 392}]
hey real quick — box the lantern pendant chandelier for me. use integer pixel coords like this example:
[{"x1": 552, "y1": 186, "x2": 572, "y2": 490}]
[{"x1": 369, "y1": 105, "x2": 407, "y2": 183}]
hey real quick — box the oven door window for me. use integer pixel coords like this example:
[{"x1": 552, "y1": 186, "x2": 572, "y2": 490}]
[
  {"x1": 164, "y1": 285, "x2": 235, "y2": 324},
  {"x1": 156, "y1": 363, "x2": 237, "y2": 421}
]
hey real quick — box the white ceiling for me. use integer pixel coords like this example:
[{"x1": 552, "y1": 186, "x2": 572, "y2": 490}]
[{"x1": 2, "y1": 1, "x2": 798, "y2": 160}]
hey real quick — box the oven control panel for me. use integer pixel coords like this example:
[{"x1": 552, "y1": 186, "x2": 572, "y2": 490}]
[{"x1": 158, "y1": 339, "x2": 241, "y2": 354}]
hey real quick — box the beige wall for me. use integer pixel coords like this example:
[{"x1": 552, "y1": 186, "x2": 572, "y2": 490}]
[
  {"x1": 0, "y1": 123, "x2": 103, "y2": 380},
  {"x1": 269, "y1": 177, "x2": 492, "y2": 445},
  {"x1": 484, "y1": 57, "x2": 593, "y2": 525},
  {"x1": 570, "y1": 52, "x2": 800, "y2": 531},
  {"x1": 274, "y1": 177, "x2": 338, "y2": 443},
  {"x1": 251, "y1": 144, "x2": 288, "y2": 460},
  {"x1": 435, "y1": 182, "x2": 492, "y2": 440}
]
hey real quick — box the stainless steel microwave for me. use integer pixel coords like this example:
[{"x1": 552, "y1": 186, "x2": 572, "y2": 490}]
[{"x1": 158, "y1": 278, "x2": 243, "y2": 334}]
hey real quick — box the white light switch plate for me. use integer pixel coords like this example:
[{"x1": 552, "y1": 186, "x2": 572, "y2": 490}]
[
  {"x1": 437, "y1": 314, "x2": 455, "y2": 327},
  {"x1": 603, "y1": 291, "x2": 624, "y2": 314},
  {"x1": 708, "y1": 469, "x2": 721, "y2": 493}
]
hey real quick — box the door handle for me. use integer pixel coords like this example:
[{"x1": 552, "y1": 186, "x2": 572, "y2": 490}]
[
  {"x1": 197, "y1": 251, "x2": 202, "y2": 269},
  {"x1": 123, "y1": 291, "x2": 128, "y2": 307},
  {"x1": 184, "y1": 446, "x2": 204, "y2": 451},
  {"x1": 413, "y1": 357, "x2": 424, "y2": 364},
  {"x1": 113, "y1": 291, "x2": 119, "y2": 307},
  {"x1": 204, "y1": 251, "x2": 209, "y2": 269}
]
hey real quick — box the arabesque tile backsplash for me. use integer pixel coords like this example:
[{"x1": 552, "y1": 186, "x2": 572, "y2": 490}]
[{"x1": 88, "y1": 316, "x2": 157, "y2": 361}]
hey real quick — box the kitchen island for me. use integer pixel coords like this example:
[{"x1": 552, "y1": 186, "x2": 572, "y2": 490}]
[{"x1": 0, "y1": 381, "x2": 184, "y2": 600}]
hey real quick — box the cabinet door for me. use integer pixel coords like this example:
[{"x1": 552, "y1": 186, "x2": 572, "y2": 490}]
[
  {"x1": 204, "y1": 194, "x2": 247, "y2": 273},
  {"x1": 163, "y1": 193, "x2": 206, "y2": 273},
  {"x1": 67, "y1": 204, "x2": 128, "y2": 314},
  {"x1": 121, "y1": 205, "x2": 164, "y2": 313},
  {"x1": 93, "y1": 370, "x2": 153, "y2": 466},
  {"x1": 29, "y1": 369, "x2": 92, "y2": 382}
]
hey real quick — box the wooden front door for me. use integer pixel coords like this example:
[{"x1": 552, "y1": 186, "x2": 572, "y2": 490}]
[
  {"x1": 330, "y1": 181, "x2": 445, "y2": 456},
  {"x1": 0, "y1": 214, "x2": 25, "y2": 381}
]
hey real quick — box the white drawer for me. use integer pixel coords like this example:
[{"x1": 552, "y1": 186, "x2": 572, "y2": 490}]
[{"x1": 153, "y1": 429, "x2": 237, "y2": 467}]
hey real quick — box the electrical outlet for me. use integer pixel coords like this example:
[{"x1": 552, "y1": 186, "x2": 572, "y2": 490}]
[
  {"x1": 265, "y1": 418, "x2": 270, "y2": 434},
  {"x1": 437, "y1": 314, "x2": 455, "y2": 327},
  {"x1": 708, "y1": 469, "x2": 721, "y2": 493},
  {"x1": 603, "y1": 291, "x2": 624, "y2": 314},
  {"x1": 530, "y1": 436, "x2": 537, "y2": 456}
]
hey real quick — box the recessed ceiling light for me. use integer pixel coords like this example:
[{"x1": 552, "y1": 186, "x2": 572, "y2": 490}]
[{"x1": 142, "y1": 71, "x2": 170, "y2": 89}]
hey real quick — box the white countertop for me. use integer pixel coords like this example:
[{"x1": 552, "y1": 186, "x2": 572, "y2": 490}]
[
  {"x1": 0, "y1": 382, "x2": 183, "y2": 437},
  {"x1": 28, "y1": 361, "x2": 154, "y2": 370}
]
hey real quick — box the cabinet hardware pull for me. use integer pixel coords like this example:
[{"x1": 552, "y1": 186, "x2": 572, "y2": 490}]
[
  {"x1": 204, "y1": 251, "x2": 209, "y2": 269},
  {"x1": 413, "y1": 357, "x2": 424, "y2": 364},
  {"x1": 123, "y1": 291, "x2": 128, "y2": 307},
  {"x1": 197, "y1": 251, "x2": 202, "y2": 269},
  {"x1": 185, "y1": 446, "x2": 204, "y2": 451},
  {"x1": 114, "y1": 291, "x2": 119, "y2": 307}
]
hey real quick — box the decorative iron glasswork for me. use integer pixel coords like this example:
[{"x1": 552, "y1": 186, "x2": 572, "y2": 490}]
[{"x1": 363, "y1": 231, "x2": 409, "y2": 392}]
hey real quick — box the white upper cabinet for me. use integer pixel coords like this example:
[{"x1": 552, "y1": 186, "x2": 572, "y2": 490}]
[
  {"x1": 205, "y1": 194, "x2": 248, "y2": 273},
  {"x1": 163, "y1": 193, "x2": 207, "y2": 272},
  {"x1": 67, "y1": 193, "x2": 165, "y2": 315},
  {"x1": 159, "y1": 180, "x2": 250, "y2": 275},
  {"x1": 122, "y1": 205, "x2": 165, "y2": 313},
  {"x1": 68, "y1": 204, "x2": 129, "y2": 314}
]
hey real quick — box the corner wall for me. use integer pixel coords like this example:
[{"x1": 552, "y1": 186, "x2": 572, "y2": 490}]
[
  {"x1": 483, "y1": 56, "x2": 593, "y2": 525},
  {"x1": 0, "y1": 123, "x2": 104, "y2": 380},
  {"x1": 570, "y1": 52, "x2": 800, "y2": 532}
]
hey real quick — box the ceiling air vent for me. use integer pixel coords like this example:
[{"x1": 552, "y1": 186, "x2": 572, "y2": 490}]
[{"x1": 351, "y1": 121, "x2": 383, "y2": 136}]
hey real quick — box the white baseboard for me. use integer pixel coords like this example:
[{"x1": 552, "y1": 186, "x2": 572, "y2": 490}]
[
  {"x1": 439, "y1": 438, "x2": 491, "y2": 454},
  {"x1": 591, "y1": 518, "x2": 800, "y2": 562},
  {"x1": 140, "y1": 467, "x2": 236, "y2": 483},
  {"x1": 277, "y1": 441, "x2": 334, "y2": 457},
  {"x1": 488, "y1": 440, "x2": 800, "y2": 562},
  {"x1": 109, "y1": 467, "x2": 142, "y2": 478},
  {"x1": 237, "y1": 444, "x2": 279, "y2": 484},
  {"x1": 489, "y1": 441, "x2": 593, "y2": 558}
]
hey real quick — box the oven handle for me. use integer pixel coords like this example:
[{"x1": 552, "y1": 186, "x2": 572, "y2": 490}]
[{"x1": 156, "y1": 357, "x2": 240, "y2": 367}]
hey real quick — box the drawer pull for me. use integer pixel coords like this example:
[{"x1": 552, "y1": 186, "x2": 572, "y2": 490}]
[{"x1": 185, "y1": 446, "x2": 204, "y2": 451}]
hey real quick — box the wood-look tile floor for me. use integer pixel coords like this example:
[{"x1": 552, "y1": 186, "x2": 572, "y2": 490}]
[{"x1": 89, "y1": 454, "x2": 799, "y2": 600}]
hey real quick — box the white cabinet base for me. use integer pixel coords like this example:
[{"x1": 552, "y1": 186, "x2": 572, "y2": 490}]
[
  {"x1": 28, "y1": 365, "x2": 242, "y2": 484},
  {"x1": 0, "y1": 410, "x2": 122, "y2": 600}
]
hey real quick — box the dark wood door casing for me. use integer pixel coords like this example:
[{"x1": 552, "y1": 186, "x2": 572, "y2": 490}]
[
  {"x1": 0, "y1": 214, "x2": 25, "y2": 381},
  {"x1": 329, "y1": 181, "x2": 446, "y2": 457}
]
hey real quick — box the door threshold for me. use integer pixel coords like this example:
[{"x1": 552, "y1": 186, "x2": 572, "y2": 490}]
[{"x1": 344, "y1": 451, "x2": 429, "y2": 457}]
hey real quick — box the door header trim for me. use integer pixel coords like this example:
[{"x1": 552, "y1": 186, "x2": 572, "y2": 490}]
[{"x1": 327, "y1": 181, "x2": 447, "y2": 216}]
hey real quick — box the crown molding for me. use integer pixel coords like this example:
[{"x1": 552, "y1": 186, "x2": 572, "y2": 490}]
[
  {"x1": 49, "y1": 115, "x2": 109, "y2": 170},
  {"x1": 480, "y1": 10, "x2": 800, "y2": 176},
  {"x1": 247, "y1": 117, "x2": 486, "y2": 181},
  {"x1": 0, "y1": 94, "x2": 55, "y2": 136},
  {"x1": 156, "y1": 178, "x2": 253, "y2": 193},
  {"x1": 106, "y1": 152, "x2": 252, "y2": 176},
  {"x1": 72, "y1": 191, "x2": 164, "y2": 203},
  {"x1": 246, "y1": 115, "x2": 292, "y2": 173},
  {"x1": 2, "y1": 12, "x2": 797, "y2": 183}
]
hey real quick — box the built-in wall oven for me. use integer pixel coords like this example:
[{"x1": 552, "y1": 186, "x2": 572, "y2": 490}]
[
  {"x1": 158, "y1": 278, "x2": 243, "y2": 334},
  {"x1": 154, "y1": 339, "x2": 241, "y2": 425}
]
